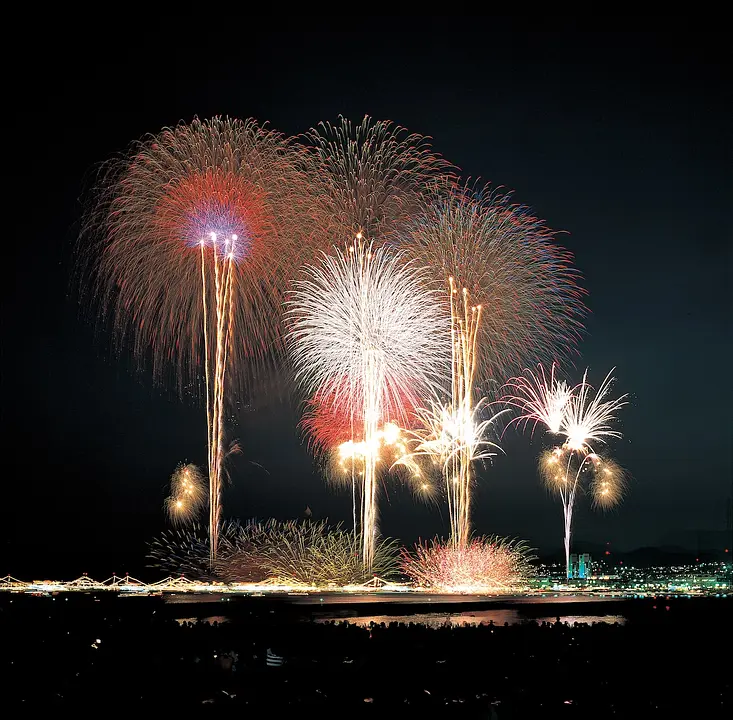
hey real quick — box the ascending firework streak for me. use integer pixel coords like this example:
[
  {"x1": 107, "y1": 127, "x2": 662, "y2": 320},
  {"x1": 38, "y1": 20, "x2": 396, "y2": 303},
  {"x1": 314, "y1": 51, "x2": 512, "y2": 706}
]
[
  {"x1": 288, "y1": 240, "x2": 447, "y2": 570},
  {"x1": 507, "y1": 366, "x2": 628, "y2": 577},
  {"x1": 199, "y1": 231, "x2": 237, "y2": 565},
  {"x1": 539, "y1": 448, "x2": 626, "y2": 578},
  {"x1": 447, "y1": 278, "x2": 483, "y2": 547}
]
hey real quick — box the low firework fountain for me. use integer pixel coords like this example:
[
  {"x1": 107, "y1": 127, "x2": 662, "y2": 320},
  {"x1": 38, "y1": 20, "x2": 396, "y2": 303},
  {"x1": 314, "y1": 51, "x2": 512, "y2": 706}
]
[
  {"x1": 148, "y1": 519, "x2": 399, "y2": 586},
  {"x1": 401, "y1": 536, "x2": 535, "y2": 593}
]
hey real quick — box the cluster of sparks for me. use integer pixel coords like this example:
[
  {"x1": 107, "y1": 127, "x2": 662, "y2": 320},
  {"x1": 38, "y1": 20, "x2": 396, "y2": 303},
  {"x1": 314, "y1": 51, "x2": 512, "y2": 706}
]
[
  {"x1": 505, "y1": 365, "x2": 628, "y2": 577},
  {"x1": 86, "y1": 113, "x2": 623, "y2": 585},
  {"x1": 164, "y1": 463, "x2": 206, "y2": 524}
]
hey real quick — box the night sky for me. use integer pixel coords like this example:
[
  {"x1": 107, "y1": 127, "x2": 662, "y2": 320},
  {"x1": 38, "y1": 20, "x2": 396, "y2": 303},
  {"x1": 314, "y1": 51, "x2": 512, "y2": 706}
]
[{"x1": 6, "y1": 27, "x2": 731, "y2": 577}]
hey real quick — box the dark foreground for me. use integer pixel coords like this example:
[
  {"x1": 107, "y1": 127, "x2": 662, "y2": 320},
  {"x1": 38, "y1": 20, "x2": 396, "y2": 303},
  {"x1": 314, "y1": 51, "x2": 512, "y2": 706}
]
[{"x1": 2, "y1": 594, "x2": 730, "y2": 716}]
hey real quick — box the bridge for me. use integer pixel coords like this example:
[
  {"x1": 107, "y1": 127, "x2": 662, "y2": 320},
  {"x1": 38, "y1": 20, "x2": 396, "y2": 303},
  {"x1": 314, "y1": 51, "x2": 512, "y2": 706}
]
[{"x1": 0, "y1": 573, "x2": 412, "y2": 595}]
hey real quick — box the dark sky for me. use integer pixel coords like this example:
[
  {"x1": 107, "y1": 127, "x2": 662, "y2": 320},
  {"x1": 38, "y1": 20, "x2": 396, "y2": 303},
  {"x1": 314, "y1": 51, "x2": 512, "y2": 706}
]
[{"x1": 5, "y1": 26, "x2": 731, "y2": 577}]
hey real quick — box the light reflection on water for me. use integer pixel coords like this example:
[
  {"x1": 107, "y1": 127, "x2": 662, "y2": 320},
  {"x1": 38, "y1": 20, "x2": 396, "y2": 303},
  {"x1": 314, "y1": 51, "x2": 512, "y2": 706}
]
[
  {"x1": 175, "y1": 616, "x2": 229, "y2": 626},
  {"x1": 314, "y1": 610, "x2": 626, "y2": 627}
]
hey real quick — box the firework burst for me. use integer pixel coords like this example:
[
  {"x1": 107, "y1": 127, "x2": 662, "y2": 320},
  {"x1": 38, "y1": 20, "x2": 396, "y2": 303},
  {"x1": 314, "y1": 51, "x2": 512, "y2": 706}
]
[
  {"x1": 400, "y1": 185, "x2": 586, "y2": 386},
  {"x1": 287, "y1": 240, "x2": 448, "y2": 569},
  {"x1": 302, "y1": 116, "x2": 451, "y2": 242},
  {"x1": 401, "y1": 536, "x2": 535, "y2": 593},
  {"x1": 563, "y1": 369, "x2": 628, "y2": 453},
  {"x1": 83, "y1": 117, "x2": 318, "y2": 565}
]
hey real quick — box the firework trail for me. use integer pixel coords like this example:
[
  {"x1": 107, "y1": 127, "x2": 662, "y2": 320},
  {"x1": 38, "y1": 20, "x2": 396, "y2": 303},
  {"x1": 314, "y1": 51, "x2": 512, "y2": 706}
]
[
  {"x1": 401, "y1": 536, "x2": 535, "y2": 593},
  {"x1": 83, "y1": 117, "x2": 316, "y2": 565},
  {"x1": 302, "y1": 116, "x2": 451, "y2": 242},
  {"x1": 164, "y1": 463, "x2": 207, "y2": 524},
  {"x1": 509, "y1": 366, "x2": 628, "y2": 577},
  {"x1": 287, "y1": 240, "x2": 448, "y2": 570}
]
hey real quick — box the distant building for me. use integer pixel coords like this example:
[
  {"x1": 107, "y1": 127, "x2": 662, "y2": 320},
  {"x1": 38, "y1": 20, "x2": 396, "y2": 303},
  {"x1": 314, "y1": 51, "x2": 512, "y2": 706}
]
[
  {"x1": 569, "y1": 553, "x2": 592, "y2": 579},
  {"x1": 578, "y1": 553, "x2": 591, "y2": 579}
]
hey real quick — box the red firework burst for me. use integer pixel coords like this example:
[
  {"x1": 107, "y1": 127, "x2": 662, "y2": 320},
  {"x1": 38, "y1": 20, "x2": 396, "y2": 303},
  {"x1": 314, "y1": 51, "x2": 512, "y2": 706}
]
[
  {"x1": 84, "y1": 116, "x2": 322, "y2": 395},
  {"x1": 302, "y1": 383, "x2": 420, "y2": 454}
]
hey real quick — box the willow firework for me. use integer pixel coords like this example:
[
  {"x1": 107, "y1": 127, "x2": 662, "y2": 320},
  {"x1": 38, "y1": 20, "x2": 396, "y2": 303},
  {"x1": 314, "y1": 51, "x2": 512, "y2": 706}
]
[
  {"x1": 83, "y1": 117, "x2": 314, "y2": 565},
  {"x1": 220, "y1": 520, "x2": 400, "y2": 587},
  {"x1": 303, "y1": 116, "x2": 451, "y2": 242},
  {"x1": 509, "y1": 365, "x2": 628, "y2": 577},
  {"x1": 287, "y1": 240, "x2": 448, "y2": 570}
]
